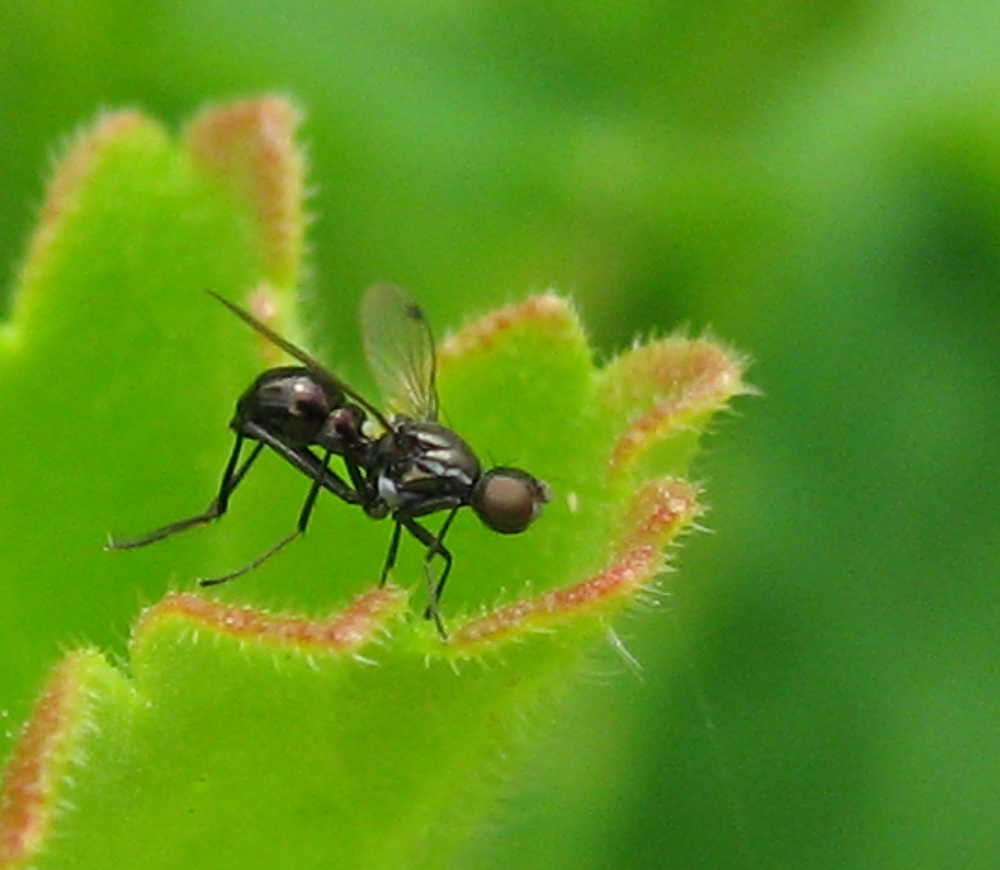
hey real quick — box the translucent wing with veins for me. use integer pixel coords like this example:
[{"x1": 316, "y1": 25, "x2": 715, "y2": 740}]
[{"x1": 360, "y1": 283, "x2": 439, "y2": 422}]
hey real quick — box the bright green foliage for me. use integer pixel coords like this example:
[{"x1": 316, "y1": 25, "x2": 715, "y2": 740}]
[{"x1": 0, "y1": 100, "x2": 746, "y2": 870}]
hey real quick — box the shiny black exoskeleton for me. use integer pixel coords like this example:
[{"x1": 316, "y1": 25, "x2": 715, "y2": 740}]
[{"x1": 107, "y1": 285, "x2": 550, "y2": 637}]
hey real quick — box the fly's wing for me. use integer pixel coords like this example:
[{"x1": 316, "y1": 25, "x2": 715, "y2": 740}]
[
  {"x1": 359, "y1": 282, "x2": 439, "y2": 422},
  {"x1": 208, "y1": 291, "x2": 391, "y2": 429}
]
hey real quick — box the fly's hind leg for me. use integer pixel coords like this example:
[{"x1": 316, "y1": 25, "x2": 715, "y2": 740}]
[
  {"x1": 199, "y1": 449, "x2": 336, "y2": 587},
  {"x1": 106, "y1": 435, "x2": 261, "y2": 550}
]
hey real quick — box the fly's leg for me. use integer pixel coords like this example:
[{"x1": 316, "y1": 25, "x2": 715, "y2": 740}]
[
  {"x1": 199, "y1": 450, "x2": 333, "y2": 587},
  {"x1": 379, "y1": 521, "x2": 403, "y2": 587},
  {"x1": 106, "y1": 435, "x2": 261, "y2": 550},
  {"x1": 401, "y1": 508, "x2": 460, "y2": 640},
  {"x1": 240, "y1": 421, "x2": 361, "y2": 505}
]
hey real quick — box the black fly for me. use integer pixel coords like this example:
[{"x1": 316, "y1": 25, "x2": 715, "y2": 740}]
[{"x1": 107, "y1": 285, "x2": 550, "y2": 637}]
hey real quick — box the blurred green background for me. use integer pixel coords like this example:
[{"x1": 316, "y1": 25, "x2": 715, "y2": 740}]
[{"x1": 3, "y1": 1, "x2": 1000, "y2": 868}]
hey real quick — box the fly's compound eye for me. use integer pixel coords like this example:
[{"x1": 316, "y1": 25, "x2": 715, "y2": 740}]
[{"x1": 471, "y1": 467, "x2": 551, "y2": 535}]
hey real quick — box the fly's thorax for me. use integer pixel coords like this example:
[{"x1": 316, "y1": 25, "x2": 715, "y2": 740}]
[
  {"x1": 398, "y1": 420, "x2": 482, "y2": 485},
  {"x1": 372, "y1": 419, "x2": 482, "y2": 507}
]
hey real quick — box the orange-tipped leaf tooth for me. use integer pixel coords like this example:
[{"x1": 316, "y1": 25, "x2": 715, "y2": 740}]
[
  {"x1": 17, "y1": 111, "x2": 151, "y2": 301},
  {"x1": 185, "y1": 96, "x2": 305, "y2": 287},
  {"x1": 601, "y1": 337, "x2": 749, "y2": 477},
  {"x1": 133, "y1": 588, "x2": 410, "y2": 655},
  {"x1": 615, "y1": 478, "x2": 701, "y2": 553},
  {"x1": 450, "y1": 478, "x2": 698, "y2": 650},
  {"x1": 0, "y1": 651, "x2": 103, "y2": 867},
  {"x1": 438, "y1": 293, "x2": 580, "y2": 363}
]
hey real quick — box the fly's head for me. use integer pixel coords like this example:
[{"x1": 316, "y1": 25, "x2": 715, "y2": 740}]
[{"x1": 470, "y1": 467, "x2": 551, "y2": 535}]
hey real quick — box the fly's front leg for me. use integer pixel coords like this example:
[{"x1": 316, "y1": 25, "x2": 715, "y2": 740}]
[{"x1": 401, "y1": 509, "x2": 460, "y2": 640}]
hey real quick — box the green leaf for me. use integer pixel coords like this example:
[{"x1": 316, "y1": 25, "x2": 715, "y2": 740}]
[{"x1": 0, "y1": 99, "x2": 748, "y2": 870}]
